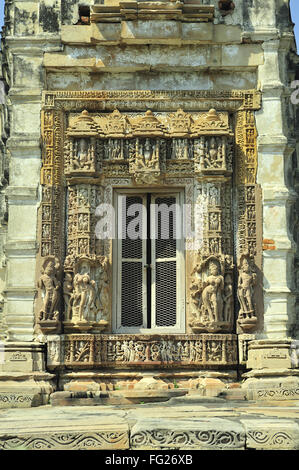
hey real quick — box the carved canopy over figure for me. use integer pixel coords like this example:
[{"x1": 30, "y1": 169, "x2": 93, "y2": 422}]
[{"x1": 37, "y1": 256, "x2": 61, "y2": 322}]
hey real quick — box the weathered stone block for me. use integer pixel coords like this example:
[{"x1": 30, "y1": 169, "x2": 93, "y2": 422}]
[
  {"x1": 213, "y1": 24, "x2": 242, "y2": 43},
  {"x1": 0, "y1": 343, "x2": 45, "y2": 373},
  {"x1": 242, "y1": 420, "x2": 299, "y2": 450},
  {"x1": 61, "y1": 25, "x2": 92, "y2": 44},
  {"x1": 91, "y1": 23, "x2": 121, "y2": 43},
  {"x1": 181, "y1": 22, "x2": 213, "y2": 43},
  {"x1": 130, "y1": 418, "x2": 245, "y2": 449},
  {"x1": 121, "y1": 20, "x2": 182, "y2": 44},
  {"x1": 247, "y1": 340, "x2": 293, "y2": 369},
  {"x1": 0, "y1": 373, "x2": 55, "y2": 408},
  {"x1": 221, "y1": 44, "x2": 264, "y2": 67},
  {"x1": 242, "y1": 375, "x2": 299, "y2": 401}
]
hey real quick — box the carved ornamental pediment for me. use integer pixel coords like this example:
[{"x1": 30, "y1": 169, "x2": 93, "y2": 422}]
[{"x1": 64, "y1": 108, "x2": 233, "y2": 181}]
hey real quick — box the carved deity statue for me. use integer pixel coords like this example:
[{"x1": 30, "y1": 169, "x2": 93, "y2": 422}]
[
  {"x1": 69, "y1": 272, "x2": 96, "y2": 323},
  {"x1": 71, "y1": 139, "x2": 94, "y2": 171},
  {"x1": 37, "y1": 257, "x2": 61, "y2": 322},
  {"x1": 223, "y1": 273, "x2": 234, "y2": 324},
  {"x1": 63, "y1": 272, "x2": 73, "y2": 320},
  {"x1": 237, "y1": 256, "x2": 257, "y2": 320},
  {"x1": 201, "y1": 261, "x2": 224, "y2": 323},
  {"x1": 191, "y1": 255, "x2": 234, "y2": 333}
]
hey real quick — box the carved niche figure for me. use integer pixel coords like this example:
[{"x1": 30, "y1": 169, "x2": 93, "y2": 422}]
[
  {"x1": 129, "y1": 138, "x2": 163, "y2": 185},
  {"x1": 94, "y1": 256, "x2": 109, "y2": 319},
  {"x1": 201, "y1": 260, "x2": 224, "y2": 323},
  {"x1": 237, "y1": 254, "x2": 258, "y2": 331},
  {"x1": 63, "y1": 256, "x2": 109, "y2": 333},
  {"x1": 223, "y1": 274, "x2": 234, "y2": 324},
  {"x1": 63, "y1": 272, "x2": 73, "y2": 321},
  {"x1": 190, "y1": 256, "x2": 234, "y2": 333},
  {"x1": 66, "y1": 272, "x2": 96, "y2": 328},
  {"x1": 70, "y1": 138, "x2": 95, "y2": 172},
  {"x1": 37, "y1": 257, "x2": 61, "y2": 333}
]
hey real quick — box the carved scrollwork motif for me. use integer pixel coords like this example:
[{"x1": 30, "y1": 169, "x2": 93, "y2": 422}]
[{"x1": 131, "y1": 429, "x2": 244, "y2": 449}]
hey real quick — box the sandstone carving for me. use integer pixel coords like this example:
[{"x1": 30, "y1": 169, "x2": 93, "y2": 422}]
[
  {"x1": 37, "y1": 257, "x2": 61, "y2": 333},
  {"x1": 47, "y1": 334, "x2": 238, "y2": 368},
  {"x1": 237, "y1": 254, "x2": 258, "y2": 331},
  {"x1": 37, "y1": 91, "x2": 261, "y2": 350},
  {"x1": 190, "y1": 256, "x2": 234, "y2": 333},
  {"x1": 63, "y1": 256, "x2": 109, "y2": 333}
]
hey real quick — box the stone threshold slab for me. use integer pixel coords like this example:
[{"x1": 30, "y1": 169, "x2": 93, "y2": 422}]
[{"x1": 0, "y1": 400, "x2": 299, "y2": 450}]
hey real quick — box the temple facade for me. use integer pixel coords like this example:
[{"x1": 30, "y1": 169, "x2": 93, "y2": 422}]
[{"x1": 0, "y1": 0, "x2": 299, "y2": 406}]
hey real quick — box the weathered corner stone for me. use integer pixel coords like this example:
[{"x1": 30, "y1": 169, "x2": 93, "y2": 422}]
[
  {"x1": 242, "y1": 420, "x2": 299, "y2": 450},
  {"x1": 0, "y1": 375, "x2": 54, "y2": 408},
  {"x1": 247, "y1": 340, "x2": 293, "y2": 370},
  {"x1": 242, "y1": 375, "x2": 299, "y2": 401}
]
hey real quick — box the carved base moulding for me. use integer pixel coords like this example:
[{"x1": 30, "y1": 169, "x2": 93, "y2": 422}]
[{"x1": 47, "y1": 334, "x2": 238, "y2": 369}]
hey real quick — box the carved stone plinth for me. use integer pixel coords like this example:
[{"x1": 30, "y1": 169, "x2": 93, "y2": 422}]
[
  {"x1": 63, "y1": 319, "x2": 109, "y2": 334},
  {"x1": 242, "y1": 340, "x2": 299, "y2": 401},
  {"x1": 0, "y1": 342, "x2": 55, "y2": 408},
  {"x1": 247, "y1": 340, "x2": 293, "y2": 370},
  {"x1": 0, "y1": 342, "x2": 45, "y2": 373},
  {"x1": 237, "y1": 316, "x2": 258, "y2": 332},
  {"x1": 38, "y1": 320, "x2": 60, "y2": 335}
]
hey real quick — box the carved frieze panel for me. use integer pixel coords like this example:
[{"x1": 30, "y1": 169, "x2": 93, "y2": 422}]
[{"x1": 47, "y1": 334, "x2": 238, "y2": 369}]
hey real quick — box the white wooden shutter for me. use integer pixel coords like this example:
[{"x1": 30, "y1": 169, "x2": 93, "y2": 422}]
[
  {"x1": 151, "y1": 193, "x2": 185, "y2": 332},
  {"x1": 116, "y1": 194, "x2": 147, "y2": 331}
]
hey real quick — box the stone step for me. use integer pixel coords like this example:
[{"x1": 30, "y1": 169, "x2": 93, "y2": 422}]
[{"x1": 0, "y1": 401, "x2": 299, "y2": 450}]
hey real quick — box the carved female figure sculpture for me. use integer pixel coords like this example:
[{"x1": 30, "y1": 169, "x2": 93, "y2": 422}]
[
  {"x1": 237, "y1": 257, "x2": 256, "y2": 319},
  {"x1": 201, "y1": 261, "x2": 224, "y2": 323},
  {"x1": 78, "y1": 273, "x2": 96, "y2": 322},
  {"x1": 209, "y1": 213, "x2": 220, "y2": 231},
  {"x1": 205, "y1": 137, "x2": 218, "y2": 168},
  {"x1": 63, "y1": 272, "x2": 73, "y2": 321},
  {"x1": 38, "y1": 257, "x2": 61, "y2": 322},
  {"x1": 223, "y1": 273, "x2": 234, "y2": 324}
]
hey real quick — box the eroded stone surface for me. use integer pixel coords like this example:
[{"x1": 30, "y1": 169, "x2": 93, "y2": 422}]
[{"x1": 0, "y1": 400, "x2": 299, "y2": 450}]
